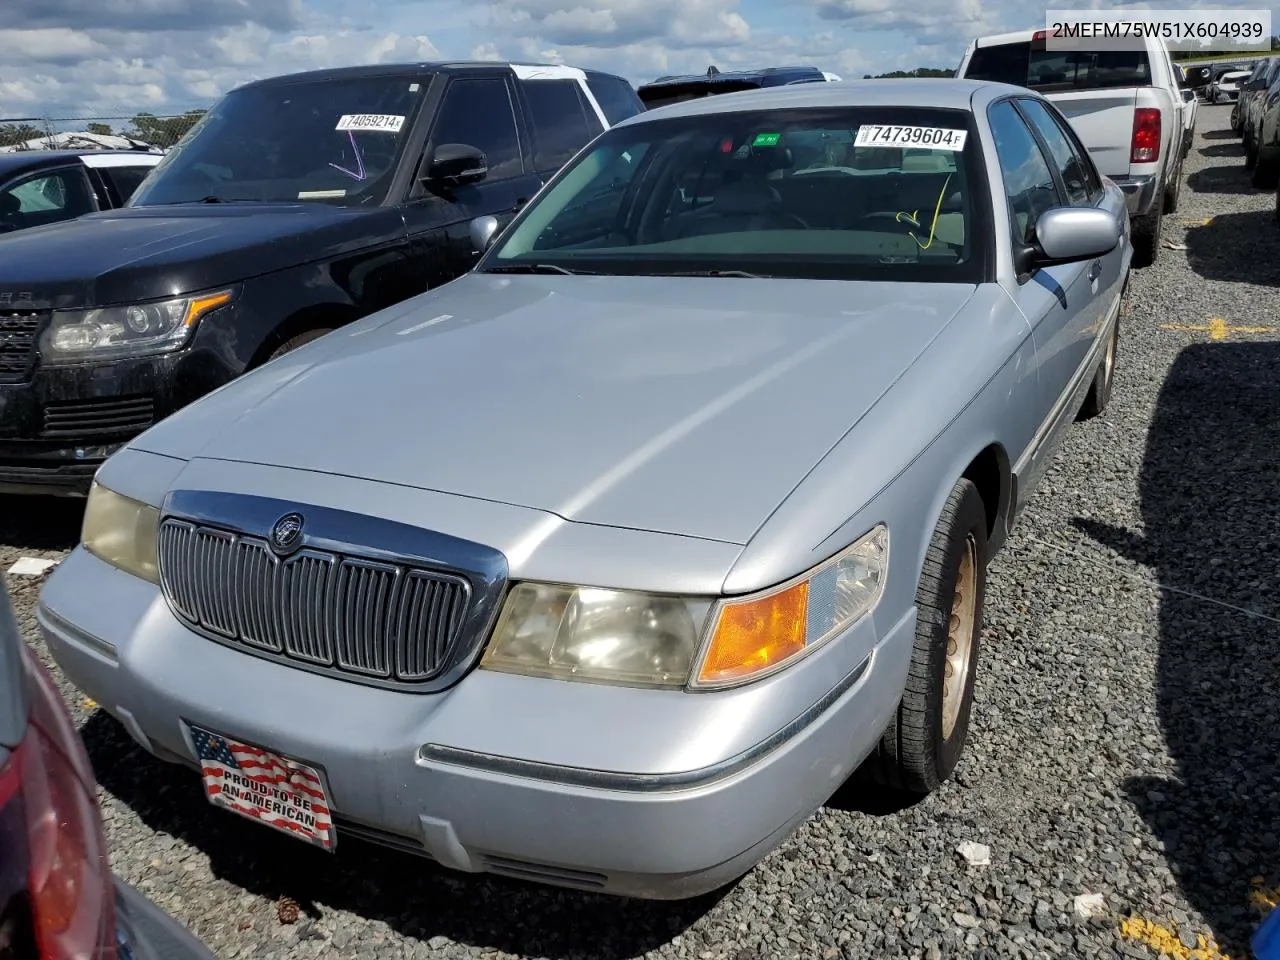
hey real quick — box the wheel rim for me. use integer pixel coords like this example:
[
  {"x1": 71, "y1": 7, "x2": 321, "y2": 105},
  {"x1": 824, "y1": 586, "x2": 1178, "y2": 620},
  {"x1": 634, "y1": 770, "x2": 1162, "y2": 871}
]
[
  {"x1": 1103, "y1": 322, "x2": 1117, "y2": 385},
  {"x1": 941, "y1": 534, "x2": 979, "y2": 740}
]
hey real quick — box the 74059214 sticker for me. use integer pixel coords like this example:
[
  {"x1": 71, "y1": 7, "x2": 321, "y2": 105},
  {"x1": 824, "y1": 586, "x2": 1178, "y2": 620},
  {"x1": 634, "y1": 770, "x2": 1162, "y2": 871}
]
[
  {"x1": 335, "y1": 114, "x2": 405, "y2": 133},
  {"x1": 854, "y1": 125, "x2": 967, "y2": 151}
]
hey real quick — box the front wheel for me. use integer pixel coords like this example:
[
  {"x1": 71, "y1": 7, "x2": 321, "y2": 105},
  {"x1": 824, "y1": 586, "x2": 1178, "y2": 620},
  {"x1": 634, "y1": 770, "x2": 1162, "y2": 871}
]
[{"x1": 863, "y1": 478, "x2": 988, "y2": 796}]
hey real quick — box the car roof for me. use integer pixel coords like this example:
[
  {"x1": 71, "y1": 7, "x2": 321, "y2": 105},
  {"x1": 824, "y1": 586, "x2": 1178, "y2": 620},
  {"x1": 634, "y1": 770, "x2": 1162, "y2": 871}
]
[
  {"x1": 0, "y1": 149, "x2": 160, "y2": 177},
  {"x1": 640, "y1": 65, "x2": 827, "y2": 89},
  {"x1": 231, "y1": 60, "x2": 627, "y2": 92},
  {"x1": 618, "y1": 77, "x2": 1005, "y2": 124}
]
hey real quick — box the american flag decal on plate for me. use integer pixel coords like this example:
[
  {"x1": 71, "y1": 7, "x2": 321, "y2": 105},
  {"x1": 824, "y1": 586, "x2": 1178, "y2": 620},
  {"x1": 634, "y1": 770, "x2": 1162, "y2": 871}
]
[{"x1": 188, "y1": 725, "x2": 336, "y2": 851}]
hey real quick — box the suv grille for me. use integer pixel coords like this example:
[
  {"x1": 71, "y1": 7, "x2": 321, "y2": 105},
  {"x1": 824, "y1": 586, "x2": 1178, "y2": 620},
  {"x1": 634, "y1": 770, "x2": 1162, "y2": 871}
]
[
  {"x1": 0, "y1": 311, "x2": 45, "y2": 384},
  {"x1": 158, "y1": 519, "x2": 472, "y2": 686}
]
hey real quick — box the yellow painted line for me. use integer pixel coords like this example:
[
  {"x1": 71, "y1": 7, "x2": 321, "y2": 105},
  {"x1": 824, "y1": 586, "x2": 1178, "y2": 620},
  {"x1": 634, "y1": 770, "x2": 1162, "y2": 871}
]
[
  {"x1": 82, "y1": 697, "x2": 97, "y2": 710},
  {"x1": 1161, "y1": 317, "x2": 1280, "y2": 340},
  {"x1": 1119, "y1": 916, "x2": 1233, "y2": 958},
  {"x1": 1180, "y1": 216, "x2": 1214, "y2": 226}
]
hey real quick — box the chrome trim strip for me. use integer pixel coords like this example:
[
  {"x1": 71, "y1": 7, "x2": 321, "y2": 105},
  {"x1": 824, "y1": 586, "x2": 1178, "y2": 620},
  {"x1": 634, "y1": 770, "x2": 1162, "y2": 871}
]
[{"x1": 418, "y1": 652, "x2": 873, "y2": 793}]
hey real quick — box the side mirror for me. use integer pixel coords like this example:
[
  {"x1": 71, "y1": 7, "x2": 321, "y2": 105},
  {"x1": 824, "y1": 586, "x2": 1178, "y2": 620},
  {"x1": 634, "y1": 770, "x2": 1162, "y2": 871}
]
[
  {"x1": 425, "y1": 143, "x2": 488, "y2": 186},
  {"x1": 1182, "y1": 89, "x2": 1195, "y2": 103},
  {"x1": 469, "y1": 215, "x2": 499, "y2": 254},
  {"x1": 1026, "y1": 207, "x2": 1121, "y2": 269}
]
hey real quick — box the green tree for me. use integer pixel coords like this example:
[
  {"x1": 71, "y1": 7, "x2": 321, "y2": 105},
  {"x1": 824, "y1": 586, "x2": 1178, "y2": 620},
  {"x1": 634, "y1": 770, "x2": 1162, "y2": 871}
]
[
  {"x1": 85, "y1": 122, "x2": 114, "y2": 136},
  {"x1": 126, "y1": 109, "x2": 206, "y2": 148},
  {"x1": 864, "y1": 67, "x2": 953, "y2": 79},
  {"x1": 0, "y1": 123, "x2": 44, "y2": 148}
]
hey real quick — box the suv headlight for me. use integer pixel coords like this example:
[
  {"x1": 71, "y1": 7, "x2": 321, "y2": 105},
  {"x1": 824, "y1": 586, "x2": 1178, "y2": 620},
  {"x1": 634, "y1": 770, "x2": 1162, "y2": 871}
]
[
  {"x1": 81, "y1": 482, "x2": 161, "y2": 583},
  {"x1": 42, "y1": 288, "x2": 233, "y2": 362},
  {"x1": 481, "y1": 525, "x2": 888, "y2": 690}
]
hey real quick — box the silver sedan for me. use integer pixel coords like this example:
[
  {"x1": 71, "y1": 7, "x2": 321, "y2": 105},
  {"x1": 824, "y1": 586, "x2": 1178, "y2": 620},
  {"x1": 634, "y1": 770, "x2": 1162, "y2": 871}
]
[{"x1": 38, "y1": 78, "x2": 1131, "y2": 900}]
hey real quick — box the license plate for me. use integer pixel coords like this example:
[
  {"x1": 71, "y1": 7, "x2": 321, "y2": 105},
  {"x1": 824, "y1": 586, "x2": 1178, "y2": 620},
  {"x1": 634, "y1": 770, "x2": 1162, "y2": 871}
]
[{"x1": 187, "y1": 725, "x2": 336, "y2": 851}]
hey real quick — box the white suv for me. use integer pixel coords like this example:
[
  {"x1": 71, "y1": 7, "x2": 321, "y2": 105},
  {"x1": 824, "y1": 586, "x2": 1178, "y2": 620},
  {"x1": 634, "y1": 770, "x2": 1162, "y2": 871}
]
[{"x1": 957, "y1": 27, "x2": 1187, "y2": 266}]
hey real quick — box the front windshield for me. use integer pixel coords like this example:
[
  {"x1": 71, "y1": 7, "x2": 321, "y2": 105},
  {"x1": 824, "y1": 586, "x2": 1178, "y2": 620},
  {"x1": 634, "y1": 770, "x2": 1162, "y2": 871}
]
[
  {"x1": 483, "y1": 106, "x2": 989, "y2": 282},
  {"x1": 129, "y1": 75, "x2": 426, "y2": 207}
]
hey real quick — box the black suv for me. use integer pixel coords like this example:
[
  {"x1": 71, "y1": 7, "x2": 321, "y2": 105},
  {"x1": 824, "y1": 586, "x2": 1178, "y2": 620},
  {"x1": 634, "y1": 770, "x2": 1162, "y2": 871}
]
[
  {"x1": 636, "y1": 65, "x2": 831, "y2": 109},
  {"x1": 0, "y1": 61, "x2": 642, "y2": 495}
]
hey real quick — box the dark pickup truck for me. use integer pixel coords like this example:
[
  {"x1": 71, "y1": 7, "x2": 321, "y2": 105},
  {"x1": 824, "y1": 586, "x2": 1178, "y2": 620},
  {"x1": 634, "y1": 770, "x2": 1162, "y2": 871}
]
[{"x1": 0, "y1": 61, "x2": 642, "y2": 495}]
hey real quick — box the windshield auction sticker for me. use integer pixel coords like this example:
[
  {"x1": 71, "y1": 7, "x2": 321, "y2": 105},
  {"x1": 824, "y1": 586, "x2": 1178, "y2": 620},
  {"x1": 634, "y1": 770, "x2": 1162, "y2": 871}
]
[
  {"x1": 335, "y1": 114, "x2": 406, "y2": 133},
  {"x1": 855, "y1": 125, "x2": 968, "y2": 151}
]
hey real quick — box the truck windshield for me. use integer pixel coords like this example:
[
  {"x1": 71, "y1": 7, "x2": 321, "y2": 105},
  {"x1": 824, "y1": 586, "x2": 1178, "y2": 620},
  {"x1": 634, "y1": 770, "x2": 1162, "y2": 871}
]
[
  {"x1": 482, "y1": 106, "x2": 989, "y2": 284},
  {"x1": 965, "y1": 42, "x2": 1151, "y2": 92},
  {"x1": 129, "y1": 76, "x2": 426, "y2": 207}
]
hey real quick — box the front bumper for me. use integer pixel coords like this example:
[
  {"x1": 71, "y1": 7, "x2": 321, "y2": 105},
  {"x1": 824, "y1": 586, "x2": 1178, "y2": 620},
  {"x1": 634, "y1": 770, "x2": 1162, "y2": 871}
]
[
  {"x1": 114, "y1": 876, "x2": 216, "y2": 960},
  {"x1": 40, "y1": 547, "x2": 916, "y2": 900},
  {"x1": 0, "y1": 349, "x2": 235, "y2": 496},
  {"x1": 1213, "y1": 88, "x2": 1240, "y2": 103},
  {"x1": 1112, "y1": 174, "x2": 1159, "y2": 217}
]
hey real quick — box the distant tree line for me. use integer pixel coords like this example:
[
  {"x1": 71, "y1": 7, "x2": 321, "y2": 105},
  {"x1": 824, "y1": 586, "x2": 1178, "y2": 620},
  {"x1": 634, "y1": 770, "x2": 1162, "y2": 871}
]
[
  {"x1": 1171, "y1": 35, "x2": 1280, "y2": 60},
  {"x1": 862, "y1": 68, "x2": 955, "y2": 79}
]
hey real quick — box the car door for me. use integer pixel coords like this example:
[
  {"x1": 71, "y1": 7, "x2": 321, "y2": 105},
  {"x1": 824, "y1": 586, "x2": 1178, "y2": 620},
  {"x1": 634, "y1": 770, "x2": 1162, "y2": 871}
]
[
  {"x1": 400, "y1": 73, "x2": 543, "y2": 288},
  {"x1": 0, "y1": 165, "x2": 100, "y2": 235},
  {"x1": 988, "y1": 98, "x2": 1097, "y2": 500},
  {"x1": 1015, "y1": 95, "x2": 1123, "y2": 381}
]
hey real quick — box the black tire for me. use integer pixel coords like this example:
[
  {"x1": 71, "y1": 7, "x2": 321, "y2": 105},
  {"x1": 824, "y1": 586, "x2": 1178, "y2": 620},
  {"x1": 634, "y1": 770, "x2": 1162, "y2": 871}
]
[
  {"x1": 863, "y1": 478, "x2": 988, "y2": 796},
  {"x1": 1246, "y1": 134, "x2": 1258, "y2": 170},
  {"x1": 1077, "y1": 306, "x2": 1120, "y2": 421},
  {"x1": 267, "y1": 328, "x2": 333, "y2": 363},
  {"x1": 1131, "y1": 210, "x2": 1162, "y2": 268},
  {"x1": 1253, "y1": 155, "x2": 1280, "y2": 189},
  {"x1": 1275, "y1": 183, "x2": 1280, "y2": 223}
]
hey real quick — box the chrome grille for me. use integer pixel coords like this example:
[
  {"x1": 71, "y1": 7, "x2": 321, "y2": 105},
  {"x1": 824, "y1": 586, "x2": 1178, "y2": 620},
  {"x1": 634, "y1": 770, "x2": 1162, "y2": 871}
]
[
  {"x1": 0, "y1": 310, "x2": 44, "y2": 385},
  {"x1": 158, "y1": 518, "x2": 471, "y2": 685}
]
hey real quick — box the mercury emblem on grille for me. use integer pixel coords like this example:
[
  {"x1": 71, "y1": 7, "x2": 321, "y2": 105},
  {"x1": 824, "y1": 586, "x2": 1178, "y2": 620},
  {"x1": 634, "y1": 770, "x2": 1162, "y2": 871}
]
[{"x1": 269, "y1": 513, "x2": 305, "y2": 555}]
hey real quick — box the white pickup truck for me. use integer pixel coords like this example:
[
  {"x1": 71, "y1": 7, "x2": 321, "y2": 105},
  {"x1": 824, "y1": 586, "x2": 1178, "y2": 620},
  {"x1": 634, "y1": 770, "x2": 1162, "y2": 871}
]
[{"x1": 957, "y1": 28, "x2": 1189, "y2": 266}]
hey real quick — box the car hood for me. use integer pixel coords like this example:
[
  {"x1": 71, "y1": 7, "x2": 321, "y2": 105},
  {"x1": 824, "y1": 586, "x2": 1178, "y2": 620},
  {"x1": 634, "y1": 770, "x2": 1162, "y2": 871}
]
[
  {"x1": 132, "y1": 273, "x2": 977, "y2": 545},
  {"x1": 0, "y1": 203, "x2": 403, "y2": 310}
]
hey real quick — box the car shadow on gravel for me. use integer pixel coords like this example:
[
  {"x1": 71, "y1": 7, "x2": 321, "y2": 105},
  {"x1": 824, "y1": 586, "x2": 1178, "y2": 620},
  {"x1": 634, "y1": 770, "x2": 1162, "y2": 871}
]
[
  {"x1": 78, "y1": 711, "x2": 725, "y2": 959},
  {"x1": 1074, "y1": 341, "x2": 1280, "y2": 954},
  {"x1": 1185, "y1": 211, "x2": 1280, "y2": 285},
  {"x1": 1198, "y1": 128, "x2": 1238, "y2": 141},
  {"x1": 0, "y1": 495, "x2": 84, "y2": 550},
  {"x1": 1188, "y1": 165, "x2": 1260, "y2": 195},
  {"x1": 1198, "y1": 143, "x2": 1245, "y2": 158}
]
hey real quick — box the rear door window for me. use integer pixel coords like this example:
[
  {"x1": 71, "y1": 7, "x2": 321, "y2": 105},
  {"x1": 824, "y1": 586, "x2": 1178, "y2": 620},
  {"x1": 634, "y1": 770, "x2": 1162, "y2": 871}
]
[
  {"x1": 101, "y1": 166, "x2": 154, "y2": 204},
  {"x1": 521, "y1": 79, "x2": 602, "y2": 171},
  {"x1": 586, "y1": 75, "x2": 644, "y2": 126},
  {"x1": 966, "y1": 40, "x2": 1152, "y2": 92},
  {"x1": 1017, "y1": 98, "x2": 1102, "y2": 204}
]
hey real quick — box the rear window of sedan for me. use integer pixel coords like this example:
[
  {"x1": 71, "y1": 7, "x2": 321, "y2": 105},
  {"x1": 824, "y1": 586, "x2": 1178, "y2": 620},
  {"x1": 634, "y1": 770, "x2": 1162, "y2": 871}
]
[{"x1": 486, "y1": 106, "x2": 992, "y2": 284}]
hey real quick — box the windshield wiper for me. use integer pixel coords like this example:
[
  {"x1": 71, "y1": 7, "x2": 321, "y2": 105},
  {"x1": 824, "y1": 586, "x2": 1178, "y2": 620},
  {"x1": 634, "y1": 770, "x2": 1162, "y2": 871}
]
[
  {"x1": 482, "y1": 263, "x2": 595, "y2": 276},
  {"x1": 652, "y1": 269, "x2": 766, "y2": 279}
]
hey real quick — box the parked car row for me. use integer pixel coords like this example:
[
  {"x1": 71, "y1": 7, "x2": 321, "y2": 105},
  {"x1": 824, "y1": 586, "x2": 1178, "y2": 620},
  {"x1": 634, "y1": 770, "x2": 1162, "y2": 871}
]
[
  {"x1": 27, "y1": 71, "x2": 1132, "y2": 904},
  {"x1": 1227, "y1": 53, "x2": 1280, "y2": 216}
]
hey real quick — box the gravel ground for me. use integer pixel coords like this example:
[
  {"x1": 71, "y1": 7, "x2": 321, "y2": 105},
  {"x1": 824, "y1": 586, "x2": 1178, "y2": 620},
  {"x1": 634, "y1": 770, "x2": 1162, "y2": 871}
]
[{"x1": 4, "y1": 105, "x2": 1280, "y2": 960}]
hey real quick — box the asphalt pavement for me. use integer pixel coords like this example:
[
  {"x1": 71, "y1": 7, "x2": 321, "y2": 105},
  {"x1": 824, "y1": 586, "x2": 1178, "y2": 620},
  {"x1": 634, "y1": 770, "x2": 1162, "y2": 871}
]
[{"x1": 3, "y1": 104, "x2": 1278, "y2": 960}]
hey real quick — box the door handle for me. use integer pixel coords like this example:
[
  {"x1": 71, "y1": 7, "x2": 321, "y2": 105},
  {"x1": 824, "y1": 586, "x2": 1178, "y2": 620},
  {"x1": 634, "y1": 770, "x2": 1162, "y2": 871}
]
[{"x1": 1088, "y1": 259, "x2": 1102, "y2": 282}]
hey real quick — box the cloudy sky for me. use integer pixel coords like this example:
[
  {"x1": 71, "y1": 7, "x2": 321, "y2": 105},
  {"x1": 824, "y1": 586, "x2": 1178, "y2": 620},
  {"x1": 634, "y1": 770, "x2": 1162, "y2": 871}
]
[{"x1": 0, "y1": 0, "x2": 1272, "y2": 121}]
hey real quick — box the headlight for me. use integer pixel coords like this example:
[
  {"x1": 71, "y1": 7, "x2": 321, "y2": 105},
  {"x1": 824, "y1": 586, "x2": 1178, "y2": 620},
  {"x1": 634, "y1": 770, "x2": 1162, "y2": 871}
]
[
  {"x1": 690, "y1": 524, "x2": 889, "y2": 689},
  {"x1": 42, "y1": 289, "x2": 233, "y2": 362},
  {"x1": 480, "y1": 524, "x2": 889, "y2": 690},
  {"x1": 81, "y1": 482, "x2": 161, "y2": 583},
  {"x1": 480, "y1": 584, "x2": 712, "y2": 688}
]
